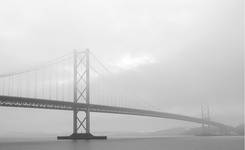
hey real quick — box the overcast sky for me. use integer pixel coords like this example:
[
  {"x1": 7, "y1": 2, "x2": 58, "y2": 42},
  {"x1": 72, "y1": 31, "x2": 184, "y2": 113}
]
[{"x1": 0, "y1": 0, "x2": 243, "y2": 136}]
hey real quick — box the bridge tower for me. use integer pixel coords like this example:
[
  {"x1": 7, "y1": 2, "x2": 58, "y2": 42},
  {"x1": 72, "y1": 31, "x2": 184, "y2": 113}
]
[
  {"x1": 58, "y1": 49, "x2": 106, "y2": 140},
  {"x1": 201, "y1": 105, "x2": 211, "y2": 135}
]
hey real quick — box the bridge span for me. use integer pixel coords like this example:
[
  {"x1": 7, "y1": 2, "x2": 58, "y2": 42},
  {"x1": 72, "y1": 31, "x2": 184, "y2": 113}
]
[
  {"x1": 0, "y1": 95, "x2": 234, "y2": 131},
  {"x1": 0, "y1": 50, "x2": 235, "y2": 139}
]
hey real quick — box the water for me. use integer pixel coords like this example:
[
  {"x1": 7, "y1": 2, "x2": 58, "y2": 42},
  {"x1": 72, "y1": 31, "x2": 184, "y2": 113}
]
[{"x1": 0, "y1": 136, "x2": 243, "y2": 150}]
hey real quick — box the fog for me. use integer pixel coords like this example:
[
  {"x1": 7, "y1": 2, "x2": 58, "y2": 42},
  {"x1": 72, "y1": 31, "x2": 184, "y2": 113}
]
[{"x1": 0, "y1": 0, "x2": 243, "y2": 135}]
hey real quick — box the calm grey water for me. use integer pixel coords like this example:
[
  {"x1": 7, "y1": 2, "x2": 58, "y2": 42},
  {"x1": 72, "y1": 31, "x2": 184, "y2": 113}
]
[{"x1": 0, "y1": 136, "x2": 243, "y2": 150}]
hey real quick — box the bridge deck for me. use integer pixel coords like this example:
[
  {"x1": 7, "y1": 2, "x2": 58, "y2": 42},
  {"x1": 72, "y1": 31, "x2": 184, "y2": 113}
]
[{"x1": 0, "y1": 95, "x2": 233, "y2": 130}]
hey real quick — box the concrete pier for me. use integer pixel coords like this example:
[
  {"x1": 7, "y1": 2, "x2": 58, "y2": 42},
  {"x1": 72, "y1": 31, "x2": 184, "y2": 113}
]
[{"x1": 57, "y1": 133, "x2": 107, "y2": 140}]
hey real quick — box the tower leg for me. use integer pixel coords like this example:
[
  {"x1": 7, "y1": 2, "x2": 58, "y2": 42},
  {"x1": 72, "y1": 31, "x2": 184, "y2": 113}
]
[{"x1": 58, "y1": 110, "x2": 106, "y2": 140}]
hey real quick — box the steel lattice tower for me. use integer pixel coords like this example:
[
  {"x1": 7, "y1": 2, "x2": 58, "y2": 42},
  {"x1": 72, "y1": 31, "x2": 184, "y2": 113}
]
[
  {"x1": 73, "y1": 49, "x2": 90, "y2": 134},
  {"x1": 58, "y1": 49, "x2": 106, "y2": 140}
]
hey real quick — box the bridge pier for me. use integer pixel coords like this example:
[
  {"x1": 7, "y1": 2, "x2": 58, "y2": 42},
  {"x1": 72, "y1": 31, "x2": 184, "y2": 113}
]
[{"x1": 57, "y1": 133, "x2": 107, "y2": 140}]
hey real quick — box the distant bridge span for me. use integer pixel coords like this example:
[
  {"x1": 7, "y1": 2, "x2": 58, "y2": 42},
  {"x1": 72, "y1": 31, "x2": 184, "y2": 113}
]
[{"x1": 0, "y1": 95, "x2": 234, "y2": 131}]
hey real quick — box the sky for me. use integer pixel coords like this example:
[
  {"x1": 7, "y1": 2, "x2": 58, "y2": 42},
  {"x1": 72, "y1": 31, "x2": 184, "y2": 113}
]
[{"x1": 0, "y1": 0, "x2": 243, "y2": 136}]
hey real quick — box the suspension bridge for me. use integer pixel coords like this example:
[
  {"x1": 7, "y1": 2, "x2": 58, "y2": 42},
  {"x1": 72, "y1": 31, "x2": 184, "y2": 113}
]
[{"x1": 0, "y1": 50, "x2": 235, "y2": 139}]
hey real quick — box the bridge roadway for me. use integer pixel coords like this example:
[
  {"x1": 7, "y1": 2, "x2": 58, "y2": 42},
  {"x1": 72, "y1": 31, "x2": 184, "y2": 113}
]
[{"x1": 0, "y1": 95, "x2": 234, "y2": 130}]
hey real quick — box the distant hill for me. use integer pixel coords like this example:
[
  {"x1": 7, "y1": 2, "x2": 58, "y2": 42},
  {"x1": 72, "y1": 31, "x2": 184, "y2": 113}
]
[
  {"x1": 148, "y1": 125, "x2": 244, "y2": 136},
  {"x1": 184, "y1": 126, "x2": 223, "y2": 136},
  {"x1": 234, "y1": 124, "x2": 244, "y2": 135},
  {"x1": 96, "y1": 125, "x2": 244, "y2": 138}
]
